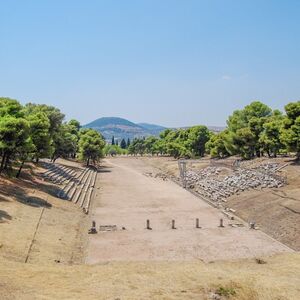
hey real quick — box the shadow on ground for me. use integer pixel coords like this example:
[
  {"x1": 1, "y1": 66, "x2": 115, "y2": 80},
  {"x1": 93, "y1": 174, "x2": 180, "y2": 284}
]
[
  {"x1": 98, "y1": 166, "x2": 112, "y2": 173},
  {"x1": 0, "y1": 182, "x2": 52, "y2": 209},
  {"x1": 0, "y1": 209, "x2": 12, "y2": 222}
]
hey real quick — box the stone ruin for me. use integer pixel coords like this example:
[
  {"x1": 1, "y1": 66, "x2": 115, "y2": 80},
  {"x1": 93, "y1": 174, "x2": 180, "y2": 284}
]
[{"x1": 184, "y1": 162, "x2": 286, "y2": 203}]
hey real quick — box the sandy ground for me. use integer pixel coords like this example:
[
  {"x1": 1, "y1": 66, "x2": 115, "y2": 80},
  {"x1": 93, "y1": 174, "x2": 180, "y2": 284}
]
[
  {"x1": 227, "y1": 162, "x2": 300, "y2": 251},
  {"x1": 0, "y1": 163, "x2": 87, "y2": 265},
  {"x1": 141, "y1": 156, "x2": 300, "y2": 251},
  {"x1": 86, "y1": 157, "x2": 292, "y2": 263}
]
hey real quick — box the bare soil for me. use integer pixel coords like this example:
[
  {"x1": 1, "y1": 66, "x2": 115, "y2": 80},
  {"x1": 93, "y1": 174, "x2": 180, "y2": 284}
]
[
  {"x1": 86, "y1": 157, "x2": 291, "y2": 263},
  {"x1": 0, "y1": 162, "x2": 87, "y2": 265},
  {"x1": 227, "y1": 161, "x2": 300, "y2": 251},
  {"x1": 143, "y1": 156, "x2": 300, "y2": 251}
]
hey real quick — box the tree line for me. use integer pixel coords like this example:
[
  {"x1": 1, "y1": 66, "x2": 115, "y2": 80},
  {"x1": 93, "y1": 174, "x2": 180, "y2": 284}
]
[
  {"x1": 123, "y1": 101, "x2": 300, "y2": 160},
  {"x1": 0, "y1": 97, "x2": 105, "y2": 177},
  {"x1": 2, "y1": 97, "x2": 299, "y2": 176}
]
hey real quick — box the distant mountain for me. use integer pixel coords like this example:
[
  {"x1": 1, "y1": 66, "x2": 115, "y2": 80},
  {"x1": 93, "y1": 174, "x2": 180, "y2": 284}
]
[
  {"x1": 86, "y1": 117, "x2": 138, "y2": 128},
  {"x1": 83, "y1": 117, "x2": 163, "y2": 142},
  {"x1": 137, "y1": 123, "x2": 167, "y2": 136},
  {"x1": 83, "y1": 117, "x2": 225, "y2": 142}
]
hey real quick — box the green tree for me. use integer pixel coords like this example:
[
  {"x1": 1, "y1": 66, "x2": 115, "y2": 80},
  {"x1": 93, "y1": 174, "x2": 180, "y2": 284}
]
[
  {"x1": 128, "y1": 138, "x2": 146, "y2": 156},
  {"x1": 144, "y1": 136, "x2": 158, "y2": 155},
  {"x1": 0, "y1": 97, "x2": 23, "y2": 117},
  {"x1": 26, "y1": 111, "x2": 52, "y2": 162},
  {"x1": 233, "y1": 127, "x2": 256, "y2": 159},
  {"x1": 24, "y1": 103, "x2": 64, "y2": 137},
  {"x1": 120, "y1": 138, "x2": 127, "y2": 149},
  {"x1": 186, "y1": 125, "x2": 210, "y2": 157},
  {"x1": 104, "y1": 144, "x2": 126, "y2": 156},
  {"x1": 206, "y1": 131, "x2": 230, "y2": 158},
  {"x1": 281, "y1": 101, "x2": 300, "y2": 159},
  {"x1": 15, "y1": 137, "x2": 35, "y2": 178},
  {"x1": 226, "y1": 101, "x2": 273, "y2": 158},
  {"x1": 68, "y1": 119, "x2": 81, "y2": 131},
  {"x1": 51, "y1": 124, "x2": 78, "y2": 162},
  {"x1": 79, "y1": 129, "x2": 105, "y2": 166},
  {"x1": 259, "y1": 112, "x2": 284, "y2": 157},
  {"x1": 0, "y1": 115, "x2": 31, "y2": 172}
]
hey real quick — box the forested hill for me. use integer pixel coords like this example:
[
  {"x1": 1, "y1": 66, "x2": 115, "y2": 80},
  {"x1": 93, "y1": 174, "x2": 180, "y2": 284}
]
[
  {"x1": 83, "y1": 117, "x2": 224, "y2": 142},
  {"x1": 137, "y1": 123, "x2": 167, "y2": 136},
  {"x1": 83, "y1": 117, "x2": 167, "y2": 141}
]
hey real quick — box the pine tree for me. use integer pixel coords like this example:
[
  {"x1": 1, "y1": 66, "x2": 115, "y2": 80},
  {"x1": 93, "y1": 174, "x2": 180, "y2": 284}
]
[
  {"x1": 127, "y1": 138, "x2": 131, "y2": 148},
  {"x1": 111, "y1": 136, "x2": 115, "y2": 145},
  {"x1": 120, "y1": 138, "x2": 127, "y2": 149}
]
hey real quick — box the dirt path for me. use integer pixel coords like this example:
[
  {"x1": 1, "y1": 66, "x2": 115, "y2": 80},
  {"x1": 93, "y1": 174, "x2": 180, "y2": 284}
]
[{"x1": 86, "y1": 157, "x2": 292, "y2": 263}]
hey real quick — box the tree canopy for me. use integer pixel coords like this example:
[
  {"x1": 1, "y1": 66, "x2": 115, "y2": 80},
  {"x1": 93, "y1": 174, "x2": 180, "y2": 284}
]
[{"x1": 0, "y1": 97, "x2": 105, "y2": 177}]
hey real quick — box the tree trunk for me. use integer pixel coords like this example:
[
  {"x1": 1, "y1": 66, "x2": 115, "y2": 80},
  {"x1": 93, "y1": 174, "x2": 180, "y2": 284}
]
[
  {"x1": 4, "y1": 153, "x2": 11, "y2": 170},
  {"x1": 0, "y1": 153, "x2": 6, "y2": 173},
  {"x1": 16, "y1": 160, "x2": 25, "y2": 178},
  {"x1": 86, "y1": 157, "x2": 90, "y2": 166}
]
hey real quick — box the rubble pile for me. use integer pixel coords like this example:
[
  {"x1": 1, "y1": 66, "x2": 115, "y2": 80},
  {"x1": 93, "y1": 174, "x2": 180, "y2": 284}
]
[
  {"x1": 252, "y1": 163, "x2": 280, "y2": 173},
  {"x1": 184, "y1": 163, "x2": 285, "y2": 203}
]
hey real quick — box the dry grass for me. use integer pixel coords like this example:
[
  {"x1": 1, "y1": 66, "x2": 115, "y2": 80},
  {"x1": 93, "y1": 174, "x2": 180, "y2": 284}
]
[{"x1": 1, "y1": 253, "x2": 300, "y2": 299}]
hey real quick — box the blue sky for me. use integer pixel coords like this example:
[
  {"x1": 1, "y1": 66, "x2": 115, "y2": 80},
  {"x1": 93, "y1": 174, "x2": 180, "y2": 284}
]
[{"x1": 1, "y1": 0, "x2": 300, "y2": 127}]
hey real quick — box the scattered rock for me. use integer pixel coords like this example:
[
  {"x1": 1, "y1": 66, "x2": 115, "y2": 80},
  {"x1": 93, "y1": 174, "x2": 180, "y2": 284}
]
[
  {"x1": 183, "y1": 163, "x2": 286, "y2": 203},
  {"x1": 255, "y1": 258, "x2": 267, "y2": 264},
  {"x1": 209, "y1": 292, "x2": 221, "y2": 300}
]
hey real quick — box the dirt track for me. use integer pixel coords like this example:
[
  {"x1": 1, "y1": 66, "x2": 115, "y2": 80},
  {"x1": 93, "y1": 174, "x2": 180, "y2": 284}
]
[{"x1": 86, "y1": 157, "x2": 292, "y2": 263}]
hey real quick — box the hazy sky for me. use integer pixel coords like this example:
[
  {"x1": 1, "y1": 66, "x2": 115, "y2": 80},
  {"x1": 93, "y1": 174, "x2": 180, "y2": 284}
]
[{"x1": 1, "y1": 0, "x2": 300, "y2": 127}]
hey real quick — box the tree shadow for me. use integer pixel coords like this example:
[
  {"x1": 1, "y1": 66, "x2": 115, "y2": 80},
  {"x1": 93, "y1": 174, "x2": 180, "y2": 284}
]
[
  {"x1": 97, "y1": 166, "x2": 112, "y2": 173},
  {"x1": 11, "y1": 170, "x2": 63, "y2": 199},
  {"x1": 0, "y1": 184, "x2": 52, "y2": 209},
  {"x1": 290, "y1": 159, "x2": 300, "y2": 166},
  {"x1": 0, "y1": 195, "x2": 10, "y2": 202},
  {"x1": 39, "y1": 183, "x2": 62, "y2": 198},
  {"x1": 17, "y1": 196, "x2": 52, "y2": 208},
  {"x1": 0, "y1": 210, "x2": 12, "y2": 222}
]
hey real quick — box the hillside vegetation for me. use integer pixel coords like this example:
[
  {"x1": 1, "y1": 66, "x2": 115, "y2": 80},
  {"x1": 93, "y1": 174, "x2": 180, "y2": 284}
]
[
  {"x1": 84, "y1": 117, "x2": 167, "y2": 141},
  {"x1": 0, "y1": 97, "x2": 106, "y2": 177}
]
